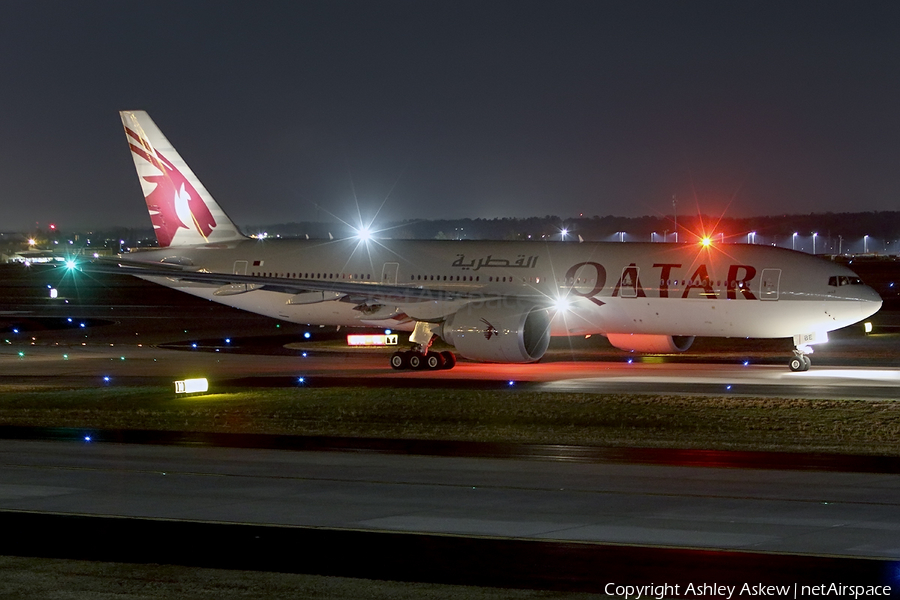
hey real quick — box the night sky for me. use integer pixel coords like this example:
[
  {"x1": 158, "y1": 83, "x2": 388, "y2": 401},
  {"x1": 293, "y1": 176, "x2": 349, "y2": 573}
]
[{"x1": 2, "y1": 1, "x2": 899, "y2": 232}]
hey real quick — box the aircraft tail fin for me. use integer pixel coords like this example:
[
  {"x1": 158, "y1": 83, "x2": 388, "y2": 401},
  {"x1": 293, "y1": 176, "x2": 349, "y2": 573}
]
[{"x1": 120, "y1": 110, "x2": 245, "y2": 248}]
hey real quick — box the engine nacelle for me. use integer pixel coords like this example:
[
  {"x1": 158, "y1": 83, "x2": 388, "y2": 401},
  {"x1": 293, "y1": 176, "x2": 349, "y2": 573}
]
[
  {"x1": 606, "y1": 333, "x2": 695, "y2": 354},
  {"x1": 441, "y1": 304, "x2": 551, "y2": 363}
]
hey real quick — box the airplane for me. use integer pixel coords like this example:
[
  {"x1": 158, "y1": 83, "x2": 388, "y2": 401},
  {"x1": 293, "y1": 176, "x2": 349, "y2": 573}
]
[{"x1": 87, "y1": 110, "x2": 882, "y2": 372}]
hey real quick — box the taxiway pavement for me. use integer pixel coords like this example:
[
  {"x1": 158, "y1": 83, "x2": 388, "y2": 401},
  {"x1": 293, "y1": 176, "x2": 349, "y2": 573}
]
[{"x1": 2, "y1": 438, "x2": 900, "y2": 560}]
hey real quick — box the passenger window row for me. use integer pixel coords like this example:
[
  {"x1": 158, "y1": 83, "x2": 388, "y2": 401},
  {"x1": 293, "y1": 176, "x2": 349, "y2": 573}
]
[{"x1": 251, "y1": 272, "x2": 372, "y2": 280}]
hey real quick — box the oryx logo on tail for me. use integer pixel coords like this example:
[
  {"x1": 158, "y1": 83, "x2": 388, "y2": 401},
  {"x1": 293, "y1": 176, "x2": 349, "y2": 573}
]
[
  {"x1": 120, "y1": 110, "x2": 244, "y2": 248},
  {"x1": 125, "y1": 128, "x2": 217, "y2": 247}
]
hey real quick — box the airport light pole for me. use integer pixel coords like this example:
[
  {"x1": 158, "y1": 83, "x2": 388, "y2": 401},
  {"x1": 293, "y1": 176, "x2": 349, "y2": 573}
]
[
  {"x1": 792, "y1": 232, "x2": 797, "y2": 250},
  {"x1": 813, "y1": 232, "x2": 818, "y2": 255},
  {"x1": 672, "y1": 195, "x2": 678, "y2": 243},
  {"x1": 864, "y1": 235, "x2": 869, "y2": 253}
]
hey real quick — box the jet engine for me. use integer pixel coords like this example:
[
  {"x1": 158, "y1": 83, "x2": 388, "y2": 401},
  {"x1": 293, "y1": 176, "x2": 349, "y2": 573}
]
[
  {"x1": 441, "y1": 304, "x2": 551, "y2": 363},
  {"x1": 606, "y1": 333, "x2": 695, "y2": 353}
]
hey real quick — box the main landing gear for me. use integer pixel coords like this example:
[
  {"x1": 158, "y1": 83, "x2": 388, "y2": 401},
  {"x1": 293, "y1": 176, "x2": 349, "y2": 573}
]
[
  {"x1": 390, "y1": 349, "x2": 457, "y2": 370},
  {"x1": 390, "y1": 321, "x2": 457, "y2": 370},
  {"x1": 789, "y1": 345, "x2": 812, "y2": 372}
]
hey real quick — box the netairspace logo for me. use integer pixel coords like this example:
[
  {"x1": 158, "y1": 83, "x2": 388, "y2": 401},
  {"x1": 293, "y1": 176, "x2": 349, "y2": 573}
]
[{"x1": 603, "y1": 582, "x2": 893, "y2": 599}]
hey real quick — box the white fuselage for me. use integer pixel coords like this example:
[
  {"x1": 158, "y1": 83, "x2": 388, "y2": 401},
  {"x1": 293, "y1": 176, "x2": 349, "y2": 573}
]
[{"x1": 130, "y1": 238, "x2": 882, "y2": 341}]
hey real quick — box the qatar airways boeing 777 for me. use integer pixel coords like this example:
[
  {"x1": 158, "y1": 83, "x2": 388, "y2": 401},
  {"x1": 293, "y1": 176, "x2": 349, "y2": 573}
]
[{"x1": 91, "y1": 111, "x2": 882, "y2": 372}]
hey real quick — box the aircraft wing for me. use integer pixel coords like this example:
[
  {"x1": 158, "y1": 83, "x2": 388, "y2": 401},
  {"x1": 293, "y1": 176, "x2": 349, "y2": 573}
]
[{"x1": 78, "y1": 257, "x2": 521, "y2": 304}]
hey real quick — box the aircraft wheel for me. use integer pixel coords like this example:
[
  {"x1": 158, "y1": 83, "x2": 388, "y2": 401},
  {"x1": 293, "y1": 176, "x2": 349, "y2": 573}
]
[
  {"x1": 801, "y1": 355, "x2": 811, "y2": 371},
  {"x1": 390, "y1": 351, "x2": 408, "y2": 370},
  {"x1": 408, "y1": 352, "x2": 424, "y2": 370},
  {"x1": 789, "y1": 357, "x2": 804, "y2": 372},
  {"x1": 440, "y1": 351, "x2": 457, "y2": 370},
  {"x1": 424, "y1": 352, "x2": 445, "y2": 370}
]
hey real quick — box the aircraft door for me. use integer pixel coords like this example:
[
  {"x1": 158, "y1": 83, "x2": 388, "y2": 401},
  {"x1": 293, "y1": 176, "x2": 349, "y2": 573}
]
[
  {"x1": 382, "y1": 262, "x2": 400, "y2": 285},
  {"x1": 233, "y1": 261, "x2": 248, "y2": 275},
  {"x1": 760, "y1": 268, "x2": 781, "y2": 300},
  {"x1": 619, "y1": 265, "x2": 640, "y2": 298}
]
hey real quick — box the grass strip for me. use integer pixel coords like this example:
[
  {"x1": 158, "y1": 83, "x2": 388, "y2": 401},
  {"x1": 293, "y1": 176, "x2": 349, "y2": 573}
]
[{"x1": 0, "y1": 385, "x2": 899, "y2": 456}]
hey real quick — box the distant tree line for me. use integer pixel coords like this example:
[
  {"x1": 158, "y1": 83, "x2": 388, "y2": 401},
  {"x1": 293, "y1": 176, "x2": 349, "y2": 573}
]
[
  {"x1": 16, "y1": 211, "x2": 899, "y2": 253},
  {"x1": 249, "y1": 211, "x2": 900, "y2": 246}
]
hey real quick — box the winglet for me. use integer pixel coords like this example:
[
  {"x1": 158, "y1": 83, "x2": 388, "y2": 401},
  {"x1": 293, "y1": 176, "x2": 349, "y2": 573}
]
[{"x1": 120, "y1": 111, "x2": 245, "y2": 247}]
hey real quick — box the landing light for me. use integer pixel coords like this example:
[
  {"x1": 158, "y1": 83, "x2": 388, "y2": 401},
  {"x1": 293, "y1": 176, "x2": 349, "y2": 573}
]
[
  {"x1": 553, "y1": 297, "x2": 571, "y2": 313},
  {"x1": 65, "y1": 259, "x2": 77, "y2": 269},
  {"x1": 700, "y1": 237, "x2": 712, "y2": 247},
  {"x1": 355, "y1": 226, "x2": 372, "y2": 241}
]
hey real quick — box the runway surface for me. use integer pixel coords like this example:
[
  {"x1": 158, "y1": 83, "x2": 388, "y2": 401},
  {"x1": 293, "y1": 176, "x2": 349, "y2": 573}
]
[
  {"x1": 2, "y1": 438, "x2": 899, "y2": 560},
  {"x1": 3, "y1": 341, "x2": 900, "y2": 401}
]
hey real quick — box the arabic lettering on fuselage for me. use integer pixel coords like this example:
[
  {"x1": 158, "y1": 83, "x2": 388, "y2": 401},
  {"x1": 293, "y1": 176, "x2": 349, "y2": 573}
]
[
  {"x1": 451, "y1": 254, "x2": 539, "y2": 271},
  {"x1": 449, "y1": 255, "x2": 761, "y2": 301}
]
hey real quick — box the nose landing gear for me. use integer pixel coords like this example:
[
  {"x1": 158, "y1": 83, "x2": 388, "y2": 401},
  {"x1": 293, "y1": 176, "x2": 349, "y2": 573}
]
[{"x1": 789, "y1": 345, "x2": 812, "y2": 372}]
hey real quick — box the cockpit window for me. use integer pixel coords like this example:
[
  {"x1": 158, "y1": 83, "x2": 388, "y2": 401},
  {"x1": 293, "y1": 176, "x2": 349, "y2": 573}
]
[{"x1": 828, "y1": 275, "x2": 863, "y2": 287}]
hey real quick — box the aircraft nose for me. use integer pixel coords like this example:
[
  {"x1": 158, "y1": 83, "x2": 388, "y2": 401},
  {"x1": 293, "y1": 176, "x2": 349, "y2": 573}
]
[{"x1": 860, "y1": 284, "x2": 883, "y2": 318}]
